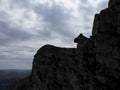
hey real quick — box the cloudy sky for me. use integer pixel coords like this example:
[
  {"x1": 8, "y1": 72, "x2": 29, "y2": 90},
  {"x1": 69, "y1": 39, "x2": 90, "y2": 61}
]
[{"x1": 0, "y1": 0, "x2": 109, "y2": 70}]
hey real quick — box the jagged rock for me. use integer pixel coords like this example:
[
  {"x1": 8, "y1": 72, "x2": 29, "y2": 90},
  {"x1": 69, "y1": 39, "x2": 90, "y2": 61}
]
[
  {"x1": 4, "y1": 0, "x2": 120, "y2": 90},
  {"x1": 74, "y1": 34, "x2": 89, "y2": 45},
  {"x1": 4, "y1": 45, "x2": 87, "y2": 90},
  {"x1": 109, "y1": 0, "x2": 120, "y2": 7}
]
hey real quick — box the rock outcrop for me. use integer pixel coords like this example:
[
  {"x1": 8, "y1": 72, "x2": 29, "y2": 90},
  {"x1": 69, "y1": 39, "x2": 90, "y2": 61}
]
[{"x1": 4, "y1": 0, "x2": 120, "y2": 90}]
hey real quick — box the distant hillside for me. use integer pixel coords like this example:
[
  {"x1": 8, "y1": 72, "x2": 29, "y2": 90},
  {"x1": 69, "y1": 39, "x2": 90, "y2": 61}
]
[{"x1": 0, "y1": 70, "x2": 31, "y2": 90}]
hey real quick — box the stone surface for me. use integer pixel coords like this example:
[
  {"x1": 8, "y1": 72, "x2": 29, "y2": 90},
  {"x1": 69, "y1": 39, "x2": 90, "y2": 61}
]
[
  {"x1": 109, "y1": 0, "x2": 120, "y2": 7},
  {"x1": 4, "y1": 0, "x2": 120, "y2": 90}
]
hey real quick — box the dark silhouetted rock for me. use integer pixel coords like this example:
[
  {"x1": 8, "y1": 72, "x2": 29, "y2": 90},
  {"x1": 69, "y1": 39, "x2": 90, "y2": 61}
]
[
  {"x1": 109, "y1": 0, "x2": 120, "y2": 7},
  {"x1": 4, "y1": 0, "x2": 120, "y2": 90}
]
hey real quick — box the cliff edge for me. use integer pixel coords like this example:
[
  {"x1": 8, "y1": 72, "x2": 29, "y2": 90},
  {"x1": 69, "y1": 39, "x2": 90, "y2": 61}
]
[{"x1": 4, "y1": 0, "x2": 120, "y2": 90}]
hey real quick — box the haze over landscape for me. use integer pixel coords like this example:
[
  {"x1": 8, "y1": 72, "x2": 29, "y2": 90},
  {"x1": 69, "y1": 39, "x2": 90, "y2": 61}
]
[{"x1": 0, "y1": 0, "x2": 108, "y2": 70}]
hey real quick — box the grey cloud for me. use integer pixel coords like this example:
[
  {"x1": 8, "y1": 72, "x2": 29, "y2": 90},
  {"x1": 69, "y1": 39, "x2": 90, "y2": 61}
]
[
  {"x1": 0, "y1": 58, "x2": 32, "y2": 69},
  {"x1": 33, "y1": 3, "x2": 75, "y2": 39},
  {"x1": 97, "y1": 1, "x2": 109, "y2": 11},
  {"x1": 0, "y1": 21, "x2": 33, "y2": 45},
  {"x1": 0, "y1": 0, "x2": 77, "y2": 69},
  {"x1": 8, "y1": 0, "x2": 31, "y2": 8},
  {"x1": 0, "y1": 0, "x2": 108, "y2": 69}
]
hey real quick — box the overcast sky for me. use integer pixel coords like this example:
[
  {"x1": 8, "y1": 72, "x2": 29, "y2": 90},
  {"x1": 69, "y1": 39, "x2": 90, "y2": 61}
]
[{"x1": 0, "y1": 0, "x2": 109, "y2": 70}]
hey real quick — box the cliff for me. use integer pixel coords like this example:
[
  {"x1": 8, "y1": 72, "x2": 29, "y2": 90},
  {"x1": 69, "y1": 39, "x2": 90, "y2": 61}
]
[{"x1": 4, "y1": 0, "x2": 120, "y2": 90}]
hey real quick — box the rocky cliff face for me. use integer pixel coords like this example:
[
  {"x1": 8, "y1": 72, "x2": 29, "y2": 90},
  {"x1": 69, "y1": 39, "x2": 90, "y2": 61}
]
[{"x1": 4, "y1": 0, "x2": 120, "y2": 90}]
